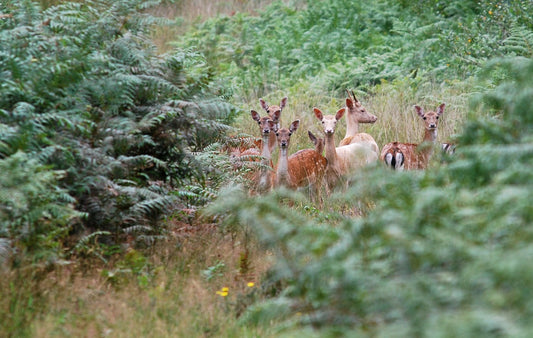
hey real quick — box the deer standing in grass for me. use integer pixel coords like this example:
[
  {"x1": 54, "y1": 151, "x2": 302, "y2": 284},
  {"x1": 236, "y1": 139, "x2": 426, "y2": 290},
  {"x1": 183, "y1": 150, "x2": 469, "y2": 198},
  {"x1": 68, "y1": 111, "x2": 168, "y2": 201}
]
[
  {"x1": 247, "y1": 109, "x2": 281, "y2": 193},
  {"x1": 338, "y1": 90, "x2": 380, "y2": 157},
  {"x1": 314, "y1": 107, "x2": 378, "y2": 192},
  {"x1": 380, "y1": 103, "x2": 445, "y2": 170},
  {"x1": 274, "y1": 125, "x2": 328, "y2": 203}
]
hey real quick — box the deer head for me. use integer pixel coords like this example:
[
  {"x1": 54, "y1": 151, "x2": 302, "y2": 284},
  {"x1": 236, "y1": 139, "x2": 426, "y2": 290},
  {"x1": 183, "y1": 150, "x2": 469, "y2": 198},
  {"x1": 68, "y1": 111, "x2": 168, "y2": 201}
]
[
  {"x1": 313, "y1": 107, "x2": 345, "y2": 135},
  {"x1": 251, "y1": 109, "x2": 279, "y2": 136},
  {"x1": 259, "y1": 97, "x2": 288, "y2": 119},
  {"x1": 414, "y1": 103, "x2": 445, "y2": 131},
  {"x1": 346, "y1": 90, "x2": 377, "y2": 124},
  {"x1": 275, "y1": 120, "x2": 300, "y2": 150}
]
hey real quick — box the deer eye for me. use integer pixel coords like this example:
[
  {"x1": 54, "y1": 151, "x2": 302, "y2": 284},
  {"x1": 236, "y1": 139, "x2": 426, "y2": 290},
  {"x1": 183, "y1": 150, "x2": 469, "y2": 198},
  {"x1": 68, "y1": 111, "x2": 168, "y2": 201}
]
[
  {"x1": 423, "y1": 117, "x2": 427, "y2": 120},
  {"x1": 275, "y1": 132, "x2": 279, "y2": 136},
  {"x1": 436, "y1": 116, "x2": 439, "y2": 119},
  {"x1": 289, "y1": 132, "x2": 292, "y2": 136}
]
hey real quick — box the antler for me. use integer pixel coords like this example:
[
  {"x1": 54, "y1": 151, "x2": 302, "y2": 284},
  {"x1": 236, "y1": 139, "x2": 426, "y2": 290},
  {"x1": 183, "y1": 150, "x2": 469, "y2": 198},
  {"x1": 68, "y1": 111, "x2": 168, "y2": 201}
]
[
  {"x1": 346, "y1": 89, "x2": 359, "y2": 103},
  {"x1": 351, "y1": 90, "x2": 358, "y2": 103}
]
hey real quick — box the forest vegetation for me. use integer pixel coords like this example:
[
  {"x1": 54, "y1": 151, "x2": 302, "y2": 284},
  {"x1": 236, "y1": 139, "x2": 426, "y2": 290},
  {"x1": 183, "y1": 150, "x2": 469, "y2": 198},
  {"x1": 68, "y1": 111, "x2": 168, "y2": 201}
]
[{"x1": 1, "y1": 0, "x2": 533, "y2": 336}]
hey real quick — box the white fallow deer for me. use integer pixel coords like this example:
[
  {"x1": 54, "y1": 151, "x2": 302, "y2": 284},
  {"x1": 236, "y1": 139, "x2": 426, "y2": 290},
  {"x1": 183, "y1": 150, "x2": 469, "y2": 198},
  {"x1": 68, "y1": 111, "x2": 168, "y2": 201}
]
[
  {"x1": 380, "y1": 103, "x2": 446, "y2": 170},
  {"x1": 338, "y1": 90, "x2": 380, "y2": 157},
  {"x1": 314, "y1": 107, "x2": 378, "y2": 192},
  {"x1": 274, "y1": 126, "x2": 328, "y2": 203}
]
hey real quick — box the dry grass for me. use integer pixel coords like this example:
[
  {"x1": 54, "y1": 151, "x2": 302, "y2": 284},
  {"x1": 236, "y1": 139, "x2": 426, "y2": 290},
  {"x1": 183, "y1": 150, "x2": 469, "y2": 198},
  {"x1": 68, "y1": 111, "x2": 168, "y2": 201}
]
[
  {"x1": 235, "y1": 78, "x2": 472, "y2": 164},
  {"x1": 2, "y1": 220, "x2": 274, "y2": 337}
]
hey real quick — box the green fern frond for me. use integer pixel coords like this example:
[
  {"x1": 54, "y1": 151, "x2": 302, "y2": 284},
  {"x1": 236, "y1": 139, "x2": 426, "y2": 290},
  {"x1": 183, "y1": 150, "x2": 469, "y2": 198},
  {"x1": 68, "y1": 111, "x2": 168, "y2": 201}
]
[{"x1": 502, "y1": 25, "x2": 533, "y2": 57}]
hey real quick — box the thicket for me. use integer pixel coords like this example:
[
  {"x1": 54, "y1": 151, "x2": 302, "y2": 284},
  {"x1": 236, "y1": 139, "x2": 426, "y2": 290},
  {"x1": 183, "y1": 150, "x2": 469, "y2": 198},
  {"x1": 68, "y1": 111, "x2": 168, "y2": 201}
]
[
  {"x1": 0, "y1": 0, "x2": 236, "y2": 265},
  {"x1": 175, "y1": 0, "x2": 533, "y2": 98}
]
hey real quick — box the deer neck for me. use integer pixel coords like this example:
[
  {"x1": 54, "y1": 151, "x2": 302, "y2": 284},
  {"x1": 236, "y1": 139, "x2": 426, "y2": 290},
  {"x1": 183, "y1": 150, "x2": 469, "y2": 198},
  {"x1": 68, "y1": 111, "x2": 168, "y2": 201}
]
[
  {"x1": 419, "y1": 128, "x2": 437, "y2": 159},
  {"x1": 268, "y1": 133, "x2": 277, "y2": 154},
  {"x1": 324, "y1": 133, "x2": 338, "y2": 167},
  {"x1": 423, "y1": 128, "x2": 437, "y2": 144},
  {"x1": 261, "y1": 134, "x2": 272, "y2": 163},
  {"x1": 345, "y1": 113, "x2": 360, "y2": 137},
  {"x1": 276, "y1": 147, "x2": 290, "y2": 185}
]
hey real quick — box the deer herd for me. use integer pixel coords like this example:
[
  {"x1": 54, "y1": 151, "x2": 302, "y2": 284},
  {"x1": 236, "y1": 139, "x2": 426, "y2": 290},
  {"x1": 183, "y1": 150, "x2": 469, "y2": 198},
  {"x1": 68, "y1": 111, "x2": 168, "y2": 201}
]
[{"x1": 231, "y1": 91, "x2": 453, "y2": 201}]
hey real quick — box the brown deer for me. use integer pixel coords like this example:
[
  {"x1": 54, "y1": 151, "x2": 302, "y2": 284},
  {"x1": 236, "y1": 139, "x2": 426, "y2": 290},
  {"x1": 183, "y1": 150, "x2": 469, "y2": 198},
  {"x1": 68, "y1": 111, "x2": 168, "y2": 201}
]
[
  {"x1": 246, "y1": 109, "x2": 282, "y2": 193},
  {"x1": 380, "y1": 103, "x2": 446, "y2": 170},
  {"x1": 314, "y1": 107, "x2": 378, "y2": 191},
  {"x1": 259, "y1": 97, "x2": 288, "y2": 128},
  {"x1": 338, "y1": 90, "x2": 379, "y2": 157},
  {"x1": 274, "y1": 128, "x2": 328, "y2": 202}
]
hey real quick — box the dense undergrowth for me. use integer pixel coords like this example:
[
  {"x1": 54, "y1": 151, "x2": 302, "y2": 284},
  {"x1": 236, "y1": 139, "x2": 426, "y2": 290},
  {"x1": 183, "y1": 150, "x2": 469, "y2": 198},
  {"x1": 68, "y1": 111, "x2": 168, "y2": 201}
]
[{"x1": 1, "y1": 0, "x2": 533, "y2": 336}]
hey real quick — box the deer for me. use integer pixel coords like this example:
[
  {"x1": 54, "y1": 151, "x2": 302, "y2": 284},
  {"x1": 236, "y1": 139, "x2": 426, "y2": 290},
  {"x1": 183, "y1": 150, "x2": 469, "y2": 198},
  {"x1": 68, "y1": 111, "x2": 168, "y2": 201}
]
[
  {"x1": 314, "y1": 107, "x2": 378, "y2": 192},
  {"x1": 243, "y1": 109, "x2": 283, "y2": 193},
  {"x1": 274, "y1": 126, "x2": 328, "y2": 203},
  {"x1": 380, "y1": 103, "x2": 446, "y2": 170},
  {"x1": 259, "y1": 96, "x2": 288, "y2": 129},
  {"x1": 338, "y1": 90, "x2": 380, "y2": 157}
]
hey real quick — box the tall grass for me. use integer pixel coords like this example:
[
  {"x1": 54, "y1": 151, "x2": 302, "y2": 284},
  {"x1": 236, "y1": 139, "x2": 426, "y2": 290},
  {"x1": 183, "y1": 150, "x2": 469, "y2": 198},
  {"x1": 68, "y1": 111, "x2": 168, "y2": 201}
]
[{"x1": 1, "y1": 221, "x2": 273, "y2": 337}]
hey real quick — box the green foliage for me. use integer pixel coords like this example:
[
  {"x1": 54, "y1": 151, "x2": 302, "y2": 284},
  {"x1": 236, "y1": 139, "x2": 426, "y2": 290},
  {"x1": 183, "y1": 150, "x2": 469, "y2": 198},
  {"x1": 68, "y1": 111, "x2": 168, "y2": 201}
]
[
  {"x1": 0, "y1": 152, "x2": 81, "y2": 265},
  {"x1": 208, "y1": 58, "x2": 533, "y2": 335},
  {"x1": 173, "y1": 0, "x2": 533, "y2": 97},
  {"x1": 0, "y1": 0, "x2": 238, "y2": 262}
]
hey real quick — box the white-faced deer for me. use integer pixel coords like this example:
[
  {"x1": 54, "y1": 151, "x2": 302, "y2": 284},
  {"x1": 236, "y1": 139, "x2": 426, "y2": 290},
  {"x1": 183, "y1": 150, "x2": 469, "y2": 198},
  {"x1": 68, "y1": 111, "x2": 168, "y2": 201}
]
[
  {"x1": 380, "y1": 103, "x2": 446, "y2": 170},
  {"x1": 274, "y1": 127, "x2": 328, "y2": 203},
  {"x1": 314, "y1": 107, "x2": 378, "y2": 191},
  {"x1": 338, "y1": 90, "x2": 379, "y2": 156}
]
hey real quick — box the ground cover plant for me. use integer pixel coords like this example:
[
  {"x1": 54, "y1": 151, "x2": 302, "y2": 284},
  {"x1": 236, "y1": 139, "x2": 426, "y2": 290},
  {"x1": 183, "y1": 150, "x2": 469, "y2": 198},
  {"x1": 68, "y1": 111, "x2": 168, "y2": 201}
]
[{"x1": 1, "y1": 0, "x2": 533, "y2": 336}]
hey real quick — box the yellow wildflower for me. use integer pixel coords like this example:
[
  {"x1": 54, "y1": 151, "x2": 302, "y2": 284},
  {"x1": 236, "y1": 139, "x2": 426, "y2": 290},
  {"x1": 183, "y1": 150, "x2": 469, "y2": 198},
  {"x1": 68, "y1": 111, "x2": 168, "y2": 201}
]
[
  {"x1": 216, "y1": 287, "x2": 229, "y2": 297},
  {"x1": 247, "y1": 282, "x2": 255, "y2": 287},
  {"x1": 489, "y1": 10, "x2": 493, "y2": 15}
]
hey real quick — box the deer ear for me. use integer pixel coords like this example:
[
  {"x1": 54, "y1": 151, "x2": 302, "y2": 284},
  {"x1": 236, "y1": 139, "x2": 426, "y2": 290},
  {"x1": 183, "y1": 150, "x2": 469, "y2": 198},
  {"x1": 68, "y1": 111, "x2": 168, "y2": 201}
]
[
  {"x1": 313, "y1": 107, "x2": 323, "y2": 120},
  {"x1": 335, "y1": 108, "x2": 345, "y2": 120},
  {"x1": 251, "y1": 110, "x2": 260, "y2": 122},
  {"x1": 414, "y1": 105, "x2": 424, "y2": 117},
  {"x1": 308, "y1": 130, "x2": 317, "y2": 143},
  {"x1": 346, "y1": 98, "x2": 354, "y2": 108},
  {"x1": 437, "y1": 103, "x2": 445, "y2": 115},
  {"x1": 280, "y1": 97, "x2": 288, "y2": 110},
  {"x1": 290, "y1": 120, "x2": 300, "y2": 133},
  {"x1": 271, "y1": 109, "x2": 281, "y2": 122},
  {"x1": 259, "y1": 98, "x2": 268, "y2": 111}
]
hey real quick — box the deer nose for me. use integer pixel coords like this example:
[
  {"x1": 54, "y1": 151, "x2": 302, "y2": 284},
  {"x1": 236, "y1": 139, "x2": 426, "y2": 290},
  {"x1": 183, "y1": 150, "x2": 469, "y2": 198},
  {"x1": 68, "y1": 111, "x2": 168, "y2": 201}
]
[
  {"x1": 280, "y1": 141, "x2": 288, "y2": 147},
  {"x1": 429, "y1": 124, "x2": 436, "y2": 129}
]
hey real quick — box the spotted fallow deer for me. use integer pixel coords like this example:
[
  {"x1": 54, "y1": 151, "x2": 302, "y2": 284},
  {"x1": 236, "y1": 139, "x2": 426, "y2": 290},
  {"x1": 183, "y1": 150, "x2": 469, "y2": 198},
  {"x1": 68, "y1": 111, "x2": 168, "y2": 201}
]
[
  {"x1": 338, "y1": 90, "x2": 379, "y2": 157},
  {"x1": 314, "y1": 107, "x2": 378, "y2": 191},
  {"x1": 380, "y1": 103, "x2": 446, "y2": 170},
  {"x1": 274, "y1": 127, "x2": 328, "y2": 202}
]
